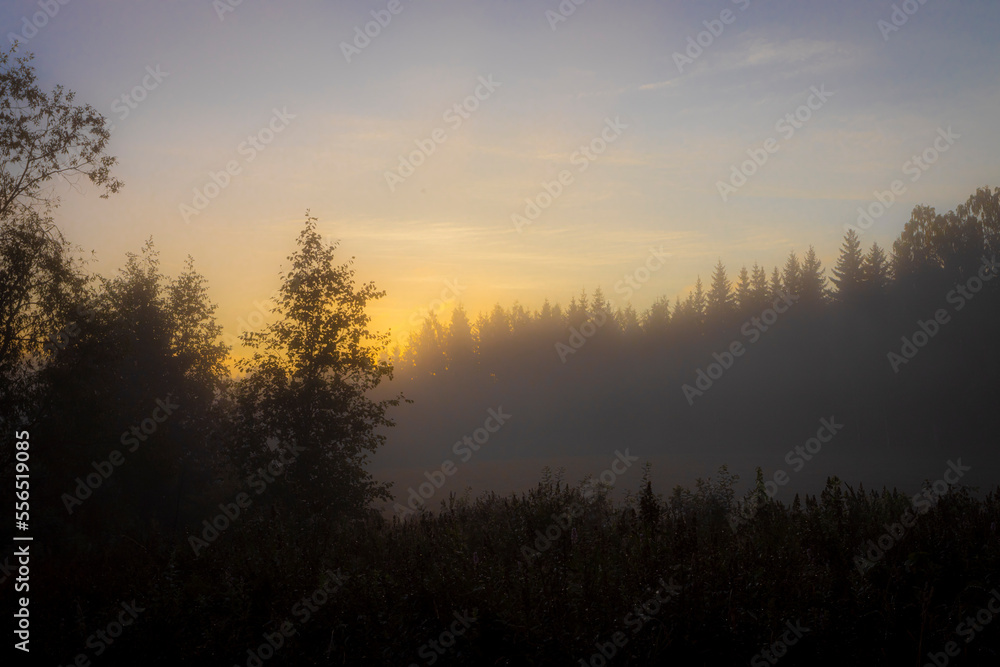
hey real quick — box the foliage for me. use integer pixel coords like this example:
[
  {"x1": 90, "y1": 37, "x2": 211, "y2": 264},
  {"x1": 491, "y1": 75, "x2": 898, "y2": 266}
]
[
  {"x1": 231, "y1": 214, "x2": 402, "y2": 517},
  {"x1": 32, "y1": 470, "x2": 1000, "y2": 664},
  {"x1": 0, "y1": 45, "x2": 121, "y2": 220}
]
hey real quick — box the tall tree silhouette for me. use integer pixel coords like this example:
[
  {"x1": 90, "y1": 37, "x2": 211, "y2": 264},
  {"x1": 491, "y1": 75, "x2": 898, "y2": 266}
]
[
  {"x1": 509, "y1": 301, "x2": 531, "y2": 334},
  {"x1": 617, "y1": 303, "x2": 641, "y2": 337},
  {"x1": 643, "y1": 296, "x2": 671, "y2": 334},
  {"x1": 750, "y1": 263, "x2": 769, "y2": 310},
  {"x1": 39, "y1": 242, "x2": 226, "y2": 529},
  {"x1": 892, "y1": 205, "x2": 938, "y2": 280},
  {"x1": 687, "y1": 277, "x2": 706, "y2": 328},
  {"x1": 932, "y1": 209, "x2": 985, "y2": 278},
  {"x1": 166, "y1": 256, "x2": 229, "y2": 393},
  {"x1": 591, "y1": 287, "x2": 614, "y2": 328},
  {"x1": 0, "y1": 46, "x2": 121, "y2": 435},
  {"x1": 863, "y1": 242, "x2": 890, "y2": 293},
  {"x1": 892, "y1": 201, "x2": 992, "y2": 283},
  {"x1": 565, "y1": 289, "x2": 591, "y2": 328},
  {"x1": 445, "y1": 305, "x2": 475, "y2": 371},
  {"x1": 735, "y1": 266, "x2": 751, "y2": 312},
  {"x1": 706, "y1": 260, "x2": 735, "y2": 322},
  {"x1": 476, "y1": 303, "x2": 512, "y2": 373},
  {"x1": 0, "y1": 211, "x2": 87, "y2": 430},
  {"x1": 782, "y1": 252, "x2": 801, "y2": 296},
  {"x1": 769, "y1": 267, "x2": 783, "y2": 297},
  {"x1": 799, "y1": 246, "x2": 827, "y2": 304},
  {"x1": 956, "y1": 186, "x2": 1000, "y2": 254},
  {"x1": 410, "y1": 313, "x2": 446, "y2": 376},
  {"x1": 831, "y1": 230, "x2": 864, "y2": 301},
  {"x1": 232, "y1": 215, "x2": 400, "y2": 517},
  {"x1": 536, "y1": 299, "x2": 565, "y2": 338}
]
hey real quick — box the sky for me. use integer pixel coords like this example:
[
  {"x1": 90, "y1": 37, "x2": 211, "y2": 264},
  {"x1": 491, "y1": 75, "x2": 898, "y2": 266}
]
[{"x1": 4, "y1": 0, "x2": 1000, "y2": 352}]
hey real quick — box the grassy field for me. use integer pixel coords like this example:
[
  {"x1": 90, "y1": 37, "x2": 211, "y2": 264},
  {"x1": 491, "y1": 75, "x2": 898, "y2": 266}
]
[{"x1": 34, "y1": 466, "x2": 1000, "y2": 665}]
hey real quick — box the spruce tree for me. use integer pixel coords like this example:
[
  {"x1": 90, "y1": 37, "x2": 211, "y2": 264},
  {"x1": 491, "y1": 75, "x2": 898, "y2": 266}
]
[
  {"x1": 799, "y1": 246, "x2": 828, "y2": 304},
  {"x1": 643, "y1": 295, "x2": 671, "y2": 333},
  {"x1": 831, "y1": 229, "x2": 864, "y2": 301},
  {"x1": 782, "y1": 252, "x2": 801, "y2": 296},
  {"x1": 706, "y1": 260, "x2": 734, "y2": 320},
  {"x1": 863, "y1": 242, "x2": 891, "y2": 293},
  {"x1": 445, "y1": 305, "x2": 475, "y2": 370},
  {"x1": 680, "y1": 277, "x2": 706, "y2": 329},
  {"x1": 769, "y1": 267, "x2": 783, "y2": 297},
  {"x1": 617, "y1": 304, "x2": 641, "y2": 335},
  {"x1": 751, "y1": 263, "x2": 769, "y2": 309},
  {"x1": 735, "y1": 265, "x2": 751, "y2": 311}
]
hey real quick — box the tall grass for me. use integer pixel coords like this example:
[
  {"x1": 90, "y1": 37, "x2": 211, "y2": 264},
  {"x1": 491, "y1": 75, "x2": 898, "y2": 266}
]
[{"x1": 35, "y1": 467, "x2": 1000, "y2": 665}]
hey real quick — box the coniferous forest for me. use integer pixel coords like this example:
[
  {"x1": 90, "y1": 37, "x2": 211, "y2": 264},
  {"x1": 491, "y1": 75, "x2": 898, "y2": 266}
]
[{"x1": 3, "y1": 12, "x2": 1000, "y2": 667}]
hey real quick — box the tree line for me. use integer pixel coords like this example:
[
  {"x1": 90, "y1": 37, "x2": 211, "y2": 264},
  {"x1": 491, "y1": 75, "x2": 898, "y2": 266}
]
[{"x1": 396, "y1": 186, "x2": 999, "y2": 379}]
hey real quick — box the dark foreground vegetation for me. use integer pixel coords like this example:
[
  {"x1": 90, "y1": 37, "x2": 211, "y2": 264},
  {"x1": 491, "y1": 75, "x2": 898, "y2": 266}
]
[{"x1": 29, "y1": 470, "x2": 1000, "y2": 665}]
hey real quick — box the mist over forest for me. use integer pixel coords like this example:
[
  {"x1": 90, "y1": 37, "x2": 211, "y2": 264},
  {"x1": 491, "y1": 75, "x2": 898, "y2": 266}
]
[{"x1": 374, "y1": 191, "x2": 1000, "y2": 515}]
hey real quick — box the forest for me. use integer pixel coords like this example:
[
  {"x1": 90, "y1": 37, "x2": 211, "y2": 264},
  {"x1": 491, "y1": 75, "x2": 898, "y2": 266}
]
[{"x1": 2, "y1": 45, "x2": 1000, "y2": 665}]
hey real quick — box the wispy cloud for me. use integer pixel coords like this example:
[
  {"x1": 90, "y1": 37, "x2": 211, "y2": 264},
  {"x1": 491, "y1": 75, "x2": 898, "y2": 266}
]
[
  {"x1": 638, "y1": 79, "x2": 679, "y2": 92},
  {"x1": 686, "y1": 36, "x2": 861, "y2": 80}
]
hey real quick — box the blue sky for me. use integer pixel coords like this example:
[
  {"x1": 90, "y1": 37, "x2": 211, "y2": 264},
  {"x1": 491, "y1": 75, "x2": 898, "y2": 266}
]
[{"x1": 4, "y1": 0, "x2": 999, "y2": 349}]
